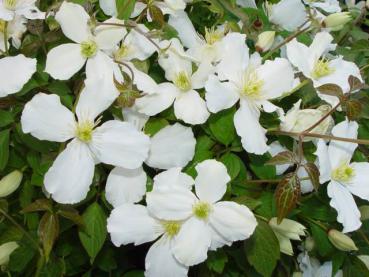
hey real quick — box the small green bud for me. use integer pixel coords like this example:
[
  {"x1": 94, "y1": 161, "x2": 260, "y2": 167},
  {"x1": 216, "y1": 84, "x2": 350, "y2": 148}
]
[
  {"x1": 323, "y1": 12, "x2": 352, "y2": 31},
  {"x1": 0, "y1": 170, "x2": 23, "y2": 198},
  {"x1": 328, "y1": 229, "x2": 358, "y2": 251}
]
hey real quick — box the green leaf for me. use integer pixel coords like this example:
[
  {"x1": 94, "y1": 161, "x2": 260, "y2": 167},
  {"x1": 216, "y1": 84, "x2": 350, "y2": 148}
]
[
  {"x1": 245, "y1": 220, "x2": 280, "y2": 277},
  {"x1": 57, "y1": 206, "x2": 84, "y2": 227},
  {"x1": 116, "y1": 0, "x2": 136, "y2": 20},
  {"x1": 8, "y1": 240, "x2": 37, "y2": 272},
  {"x1": 78, "y1": 202, "x2": 107, "y2": 263},
  {"x1": 144, "y1": 118, "x2": 169, "y2": 136},
  {"x1": 310, "y1": 223, "x2": 334, "y2": 257},
  {"x1": 220, "y1": 152, "x2": 241, "y2": 180},
  {"x1": 0, "y1": 129, "x2": 10, "y2": 170},
  {"x1": 38, "y1": 212, "x2": 59, "y2": 261},
  {"x1": 266, "y1": 151, "x2": 296, "y2": 166},
  {"x1": 208, "y1": 107, "x2": 236, "y2": 146},
  {"x1": 302, "y1": 163, "x2": 320, "y2": 191},
  {"x1": 206, "y1": 249, "x2": 228, "y2": 274},
  {"x1": 249, "y1": 153, "x2": 276, "y2": 180},
  {"x1": 22, "y1": 199, "x2": 52, "y2": 213},
  {"x1": 317, "y1": 83, "x2": 343, "y2": 97},
  {"x1": 343, "y1": 256, "x2": 369, "y2": 277},
  {"x1": 0, "y1": 110, "x2": 14, "y2": 128},
  {"x1": 275, "y1": 173, "x2": 301, "y2": 223}
]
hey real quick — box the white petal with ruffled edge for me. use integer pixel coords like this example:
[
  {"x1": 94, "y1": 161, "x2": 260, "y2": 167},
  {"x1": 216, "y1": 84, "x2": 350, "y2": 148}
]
[
  {"x1": 21, "y1": 93, "x2": 76, "y2": 142},
  {"x1": 105, "y1": 167, "x2": 147, "y2": 207},
  {"x1": 44, "y1": 139, "x2": 95, "y2": 204},
  {"x1": 205, "y1": 75, "x2": 240, "y2": 113},
  {"x1": 327, "y1": 180, "x2": 361, "y2": 233},
  {"x1": 234, "y1": 100, "x2": 268, "y2": 154},
  {"x1": 146, "y1": 186, "x2": 196, "y2": 220},
  {"x1": 0, "y1": 54, "x2": 36, "y2": 97},
  {"x1": 55, "y1": 2, "x2": 90, "y2": 43},
  {"x1": 107, "y1": 204, "x2": 163, "y2": 246},
  {"x1": 194, "y1": 160, "x2": 230, "y2": 203},
  {"x1": 153, "y1": 168, "x2": 194, "y2": 190},
  {"x1": 45, "y1": 43, "x2": 86, "y2": 80},
  {"x1": 146, "y1": 123, "x2": 196, "y2": 169},
  {"x1": 90, "y1": 121, "x2": 150, "y2": 169},
  {"x1": 174, "y1": 90, "x2": 210, "y2": 125},
  {"x1": 209, "y1": 201, "x2": 257, "y2": 243},
  {"x1": 172, "y1": 217, "x2": 212, "y2": 266},
  {"x1": 145, "y1": 236, "x2": 188, "y2": 277}
]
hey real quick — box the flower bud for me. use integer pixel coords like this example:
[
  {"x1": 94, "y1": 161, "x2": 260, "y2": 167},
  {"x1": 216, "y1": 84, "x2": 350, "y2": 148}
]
[
  {"x1": 304, "y1": 236, "x2": 315, "y2": 251},
  {"x1": 269, "y1": 217, "x2": 306, "y2": 240},
  {"x1": 255, "y1": 31, "x2": 275, "y2": 52},
  {"x1": 0, "y1": 242, "x2": 18, "y2": 266},
  {"x1": 0, "y1": 170, "x2": 23, "y2": 198},
  {"x1": 323, "y1": 12, "x2": 352, "y2": 31},
  {"x1": 360, "y1": 205, "x2": 369, "y2": 221},
  {"x1": 328, "y1": 229, "x2": 358, "y2": 251}
]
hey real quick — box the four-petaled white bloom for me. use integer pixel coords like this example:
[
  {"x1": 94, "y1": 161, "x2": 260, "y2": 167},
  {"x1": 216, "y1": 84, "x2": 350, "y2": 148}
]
[
  {"x1": 146, "y1": 159, "x2": 257, "y2": 266},
  {"x1": 0, "y1": 0, "x2": 44, "y2": 21},
  {"x1": 21, "y1": 78, "x2": 150, "y2": 204},
  {"x1": 205, "y1": 32, "x2": 295, "y2": 154},
  {"x1": 286, "y1": 31, "x2": 362, "y2": 107},
  {"x1": 45, "y1": 2, "x2": 125, "y2": 80},
  {"x1": 0, "y1": 54, "x2": 36, "y2": 97},
  {"x1": 315, "y1": 119, "x2": 369, "y2": 233}
]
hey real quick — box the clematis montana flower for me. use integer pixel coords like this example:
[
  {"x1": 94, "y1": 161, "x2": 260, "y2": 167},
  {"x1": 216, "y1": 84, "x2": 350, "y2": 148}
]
[
  {"x1": 286, "y1": 31, "x2": 362, "y2": 107},
  {"x1": 45, "y1": 2, "x2": 125, "y2": 80},
  {"x1": 315, "y1": 119, "x2": 369, "y2": 233},
  {"x1": 105, "y1": 122, "x2": 196, "y2": 208},
  {"x1": 21, "y1": 78, "x2": 150, "y2": 204},
  {"x1": 0, "y1": 15, "x2": 26, "y2": 51},
  {"x1": 107, "y1": 168, "x2": 198, "y2": 276},
  {"x1": 205, "y1": 32, "x2": 295, "y2": 154},
  {"x1": 0, "y1": 0, "x2": 44, "y2": 21},
  {"x1": 146, "y1": 159, "x2": 257, "y2": 266},
  {"x1": 135, "y1": 38, "x2": 212, "y2": 125},
  {"x1": 0, "y1": 54, "x2": 36, "y2": 97}
]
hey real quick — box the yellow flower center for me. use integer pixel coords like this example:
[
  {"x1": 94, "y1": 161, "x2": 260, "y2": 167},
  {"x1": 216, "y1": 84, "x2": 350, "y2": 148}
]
[
  {"x1": 193, "y1": 201, "x2": 212, "y2": 220},
  {"x1": 240, "y1": 69, "x2": 264, "y2": 99},
  {"x1": 75, "y1": 121, "x2": 94, "y2": 143},
  {"x1": 173, "y1": 71, "x2": 191, "y2": 91},
  {"x1": 4, "y1": 0, "x2": 16, "y2": 9},
  {"x1": 80, "y1": 40, "x2": 98, "y2": 58},
  {"x1": 331, "y1": 164, "x2": 355, "y2": 183},
  {"x1": 162, "y1": 221, "x2": 181, "y2": 237},
  {"x1": 311, "y1": 59, "x2": 335, "y2": 79},
  {"x1": 205, "y1": 27, "x2": 224, "y2": 45},
  {"x1": 0, "y1": 20, "x2": 6, "y2": 33}
]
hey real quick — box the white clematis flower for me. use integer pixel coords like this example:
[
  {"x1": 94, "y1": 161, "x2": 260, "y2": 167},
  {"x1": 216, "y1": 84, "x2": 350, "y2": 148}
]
[
  {"x1": 0, "y1": 0, "x2": 44, "y2": 21},
  {"x1": 286, "y1": 31, "x2": 362, "y2": 107},
  {"x1": 315, "y1": 119, "x2": 369, "y2": 233},
  {"x1": 265, "y1": 0, "x2": 308, "y2": 31},
  {"x1": 45, "y1": 2, "x2": 125, "y2": 80},
  {"x1": 146, "y1": 159, "x2": 257, "y2": 266},
  {"x1": 135, "y1": 38, "x2": 212, "y2": 125},
  {"x1": 205, "y1": 33, "x2": 295, "y2": 154},
  {"x1": 0, "y1": 54, "x2": 36, "y2": 97},
  {"x1": 168, "y1": 11, "x2": 226, "y2": 64},
  {"x1": 0, "y1": 15, "x2": 26, "y2": 51},
  {"x1": 105, "y1": 121, "x2": 196, "y2": 208},
  {"x1": 21, "y1": 78, "x2": 150, "y2": 204}
]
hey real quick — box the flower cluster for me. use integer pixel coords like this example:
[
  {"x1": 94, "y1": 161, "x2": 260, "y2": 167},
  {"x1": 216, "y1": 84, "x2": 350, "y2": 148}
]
[{"x1": 1, "y1": 0, "x2": 369, "y2": 275}]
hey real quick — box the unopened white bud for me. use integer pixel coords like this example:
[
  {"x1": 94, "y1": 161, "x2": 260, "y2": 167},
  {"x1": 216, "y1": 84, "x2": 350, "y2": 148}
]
[
  {"x1": 323, "y1": 12, "x2": 352, "y2": 31},
  {"x1": 328, "y1": 229, "x2": 358, "y2": 251},
  {"x1": 269, "y1": 217, "x2": 306, "y2": 240},
  {"x1": 256, "y1": 31, "x2": 275, "y2": 52},
  {"x1": 0, "y1": 170, "x2": 23, "y2": 198}
]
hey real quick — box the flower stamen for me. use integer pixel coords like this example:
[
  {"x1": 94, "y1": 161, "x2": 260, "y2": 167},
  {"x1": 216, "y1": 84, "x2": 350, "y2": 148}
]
[
  {"x1": 75, "y1": 121, "x2": 94, "y2": 142},
  {"x1": 331, "y1": 164, "x2": 355, "y2": 183},
  {"x1": 311, "y1": 58, "x2": 334, "y2": 79},
  {"x1": 173, "y1": 71, "x2": 191, "y2": 91},
  {"x1": 162, "y1": 221, "x2": 181, "y2": 237},
  {"x1": 80, "y1": 40, "x2": 98, "y2": 58},
  {"x1": 193, "y1": 201, "x2": 212, "y2": 220}
]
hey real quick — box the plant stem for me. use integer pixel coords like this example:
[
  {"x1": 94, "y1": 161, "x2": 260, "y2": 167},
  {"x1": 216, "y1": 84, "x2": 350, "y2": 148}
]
[{"x1": 4, "y1": 21, "x2": 9, "y2": 55}]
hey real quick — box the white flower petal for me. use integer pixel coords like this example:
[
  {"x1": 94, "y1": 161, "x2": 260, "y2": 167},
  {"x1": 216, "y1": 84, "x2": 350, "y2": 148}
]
[
  {"x1": 124, "y1": 62, "x2": 158, "y2": 94},
  {"x1": 0, "y1": 4, "x2": 14, "y2": 20},
  {"x1": 205, "y1": 76, "x2": 240, "y2": 113},
  {"x1": 269, "y1": 0, "x2": 307, "y2": 32},
  {"x1": 105, "y1": 166, "x2": 147, "y2": 207},
  {"x1": 99, "y1": 0, "x2": 117, "y2": 16},
  {"x1": 135, "y1": 82, "x2": 179, "y2": 116},
  {"x1": 145, "y1": 237, "x2": 188, "y2": 277},
  {"x1": 309, "y1": 32, "x2": 334, "y2": 62},
  {"x1": 91, "y1": 121, "x2": 150, "y2": 169},
  {"x1": 328, "y1": 119, "x2": 358, "y2": 169},
  {"x1": 195, "y1": 159, "x2": 230, "y2": 203},
  {"x1": 275, "y1": 232, "x2": 294, "y2": 256},
  {"x1": 234, "y1": 100, "x2": 269, "y2": 154},
  {"x1": 44, "y1": 139, "x2": 95, "y2": 204},
  {"x1": 85, "y1": 51, "x2": 121, "y2": 83},
  {"x1": 0, "y1": 54, "x2": 36, "y2": 97},
  {"x1": 123, "y1": 25, "x2": 157, "y2": 60},
  {"x1": 191, "y1": 62, "x2": 215, "y2": 90},
  {"x1": 107, "y1": 204, "x2": 163, "y2": 246},
  {"x1": 45, "y1": 43, "x2": 86, "y2": 80},
  {"x1": 95, "y1": 18, "x2": 126, "y2": 50},
  {"x1": 55, "y1": 2, "x2": 90, "y2": 43},
  {"x1": 286, "y1": 38, "x2": 312, "y2": 76},
  {"x1": 146, "y1": 123, "x2": 196, "y2": 169},
  {"x1": 257, "y1": 58, "x2": 295, "y2": 99},
  {"x1": 174, "y1": 90, "x2": 210, "y2": 125},
  {"x1": 347, "y1": 162, "x2": 369, "y2": 201},
  {"x1": 209, "y1": 201, "x2": 257, "y2": 243},
  {"x1": 153, "y1": 167, "x2": 194, "y2": 190},
  {"x1": 76, "y1": 76, "x2": 119, "y2": 122},
  {"x1": 315, "y1": 139, "x2": 332, "y2": 183},
  {"x1": 173, "y1": 217, "x2": 212, "y2": 266},
  {"x1": 122, "y1": 106, "x2": 149, "y2": 131},
  {"x1": 146, "y1": 186, "x2": 196, "y2": 220},
  {"x1": 21, "y1": 93, "x2": 76, "y2": 142},
  {"x1": 327, "y1": 181, "x2": 361, "y2": 233}
]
